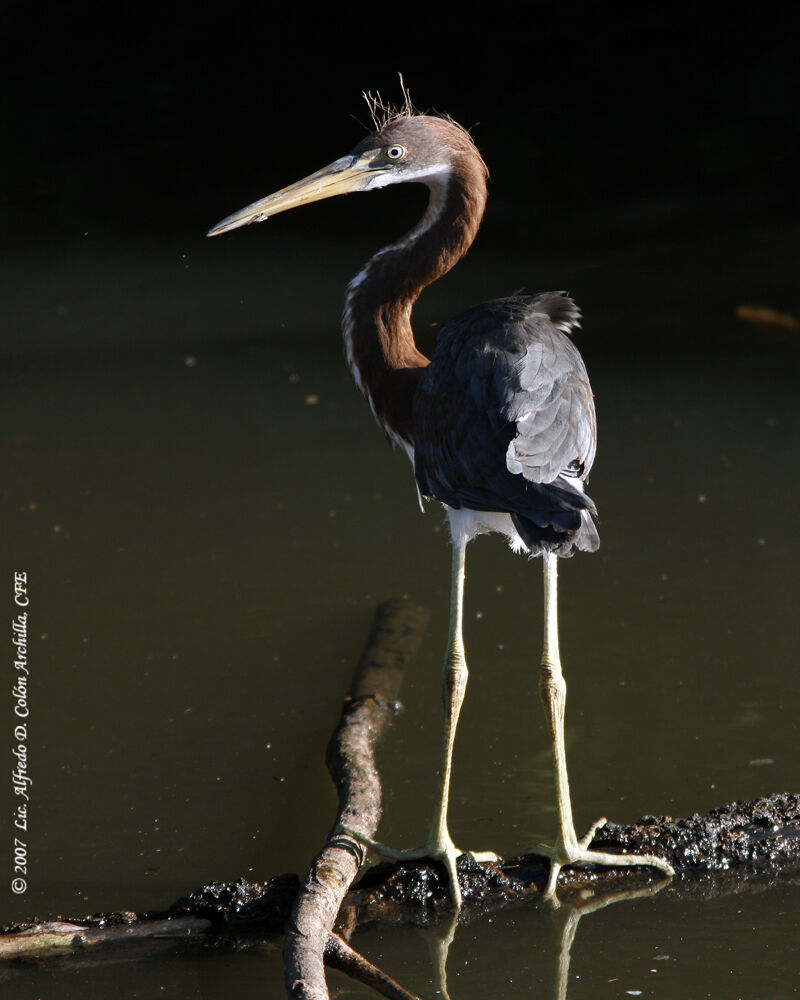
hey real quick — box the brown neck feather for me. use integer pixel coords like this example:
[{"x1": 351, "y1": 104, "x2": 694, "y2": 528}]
[{"x1": 343, "y1": 153, "x2": 488, "y2": 450}]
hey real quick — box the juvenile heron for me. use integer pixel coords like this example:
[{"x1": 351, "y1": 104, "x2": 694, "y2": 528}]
[{"x1": 208, "y1": 100, "x2": 674, "y2": 906}]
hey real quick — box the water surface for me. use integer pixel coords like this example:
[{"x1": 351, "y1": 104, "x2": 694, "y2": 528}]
[{"x1": 2, "y1": 228, "x2": 798, "y2": 998}]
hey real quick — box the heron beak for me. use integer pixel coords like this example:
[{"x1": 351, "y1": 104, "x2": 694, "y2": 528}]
[{"x1": 206, "y1": 153, "x2": 383, "y2": 237}]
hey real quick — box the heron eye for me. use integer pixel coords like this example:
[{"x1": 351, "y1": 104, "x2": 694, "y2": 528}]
[{"x1": 385, "y1": 144, "x2": 407, "y2": 161}]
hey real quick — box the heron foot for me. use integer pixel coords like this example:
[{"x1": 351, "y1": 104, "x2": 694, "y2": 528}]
[
  {"x1": 339, "y1": 824, "x2": 499, "y2": 908},
  {"x1": 536, "y1": 817, "x2": 674, "y2": 904}
]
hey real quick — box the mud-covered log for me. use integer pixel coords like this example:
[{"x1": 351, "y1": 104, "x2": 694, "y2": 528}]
[{"x1": 353, "y1": 792, "x2": 800, "y2": 911}]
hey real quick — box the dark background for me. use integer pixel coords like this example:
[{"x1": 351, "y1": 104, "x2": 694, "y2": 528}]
[{"x1": 4, "y1": 3, "x2": 797, "y2": 270}]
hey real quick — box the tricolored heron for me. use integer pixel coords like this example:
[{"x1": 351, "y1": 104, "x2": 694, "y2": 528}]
[{"x1": 208, "y1": 99, "x2": 674, "y2": 906}]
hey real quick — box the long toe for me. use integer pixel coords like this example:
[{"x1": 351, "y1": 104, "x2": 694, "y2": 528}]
[
  {"x1": 536, "y1": 819, "x2": 674, "y2": 900},
  {"x1": 339, "y1": 825, "x2": 501, "y2": 908}
]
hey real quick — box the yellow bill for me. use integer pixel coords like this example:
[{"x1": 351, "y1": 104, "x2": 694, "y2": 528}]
[{"x1": 207, "y1": 149, "x2": 389, "y2": 237}]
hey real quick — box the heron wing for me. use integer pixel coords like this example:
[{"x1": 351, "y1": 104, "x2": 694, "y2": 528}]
[{"x1": 413, "y1": 292, "x2": 598, "y2": 551}]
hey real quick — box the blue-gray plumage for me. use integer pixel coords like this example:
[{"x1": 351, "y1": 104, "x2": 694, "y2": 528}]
[
  {"x1": 415, "y1": 292, "x2": 599, "y2": 555},
  {"x1": 207, "y1": 102, "x2": 673, "y2": 908}
]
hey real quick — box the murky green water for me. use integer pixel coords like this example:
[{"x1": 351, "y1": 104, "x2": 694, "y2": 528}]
[{"x1": 2, "y1": 229, "x2": 799, "y2": 997}]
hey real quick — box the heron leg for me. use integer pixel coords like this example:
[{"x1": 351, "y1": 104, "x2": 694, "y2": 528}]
[
  {"x1": 535, "y1": 551, "x2": 674, "y2": 902},
  {"x1": 428, "y1": 537, "x2": 469, "y2": 850},
  {"x1": 340, "y1": 538, "x2": 496, "y2": 908}
]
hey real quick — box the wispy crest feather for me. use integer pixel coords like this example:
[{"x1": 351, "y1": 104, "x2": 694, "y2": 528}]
[{"x1": 363, "y1": 75, "x2": 416, "y2": 131}]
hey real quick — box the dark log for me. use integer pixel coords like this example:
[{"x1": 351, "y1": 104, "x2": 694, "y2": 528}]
[{"x1": 351, "y1": 791, "x2": 800, "y2": 913}]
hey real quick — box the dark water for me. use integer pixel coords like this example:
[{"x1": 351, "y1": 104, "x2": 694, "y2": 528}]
[{"x1": 2, "y1": 227, "x2": 799, "y2": 998}]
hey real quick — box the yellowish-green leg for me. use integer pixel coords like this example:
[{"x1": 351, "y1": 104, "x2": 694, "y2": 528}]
[
  {"x1": 535, "y1": 550, "x2": 674, "y2": 901},
  {"x1": 341, "y1": 539, "x2": 496, "y2": 907}
]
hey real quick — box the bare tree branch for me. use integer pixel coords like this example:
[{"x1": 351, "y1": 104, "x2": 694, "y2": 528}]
[{"x1": 283, "y1": 598, "x2": 429, "y2": 1000}]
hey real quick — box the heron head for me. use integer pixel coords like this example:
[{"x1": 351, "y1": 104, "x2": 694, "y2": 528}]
[{"x1": 206, "y1": 115, "x2": 485, "y2": 237}]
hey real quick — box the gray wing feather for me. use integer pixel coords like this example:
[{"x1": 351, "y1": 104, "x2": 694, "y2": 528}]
[{"x1": 414, "y1": 292, "x2": 598, "y2": 554}]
